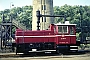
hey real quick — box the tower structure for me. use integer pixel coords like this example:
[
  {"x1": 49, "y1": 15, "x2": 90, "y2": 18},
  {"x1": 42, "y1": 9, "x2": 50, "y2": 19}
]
[{"x1": 32, "y1": 0, "x2": 54, "y2": 30}]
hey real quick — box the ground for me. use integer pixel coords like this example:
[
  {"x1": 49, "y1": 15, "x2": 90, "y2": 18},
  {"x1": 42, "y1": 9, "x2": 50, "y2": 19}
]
[{"x1": 0, "y1": 48, "x2": 90, "y2": 60}]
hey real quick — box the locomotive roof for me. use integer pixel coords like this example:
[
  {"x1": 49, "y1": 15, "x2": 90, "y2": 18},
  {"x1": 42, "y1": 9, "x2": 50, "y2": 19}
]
[{"x1": 55, "y1": 21, "x2": 76, "y2": 26}]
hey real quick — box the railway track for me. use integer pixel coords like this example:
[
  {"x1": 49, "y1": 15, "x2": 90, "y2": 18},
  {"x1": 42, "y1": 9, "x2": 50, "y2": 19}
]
[
  {"x1": 0, "y1": 53, "x2": 73, "y2": 59},
  {"x1": 0, "y1": 50, "x2": 90, "y2": 58}
]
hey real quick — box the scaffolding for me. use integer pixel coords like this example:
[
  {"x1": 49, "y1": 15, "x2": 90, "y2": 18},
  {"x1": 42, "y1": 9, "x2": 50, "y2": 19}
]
[{"x1": 0, "y1": 13, "x2": 26, "y2": 51}]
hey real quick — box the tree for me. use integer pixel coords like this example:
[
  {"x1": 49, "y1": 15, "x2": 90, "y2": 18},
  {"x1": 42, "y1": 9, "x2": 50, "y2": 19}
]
[{"x1": 0, "y1": 5, "x2": 90, "y2": 37}]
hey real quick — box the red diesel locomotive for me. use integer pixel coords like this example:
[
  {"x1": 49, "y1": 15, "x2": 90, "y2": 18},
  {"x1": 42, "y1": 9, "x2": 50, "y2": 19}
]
[{"x1": 15, "y1": 21, "x2": 79, "y2": 54}]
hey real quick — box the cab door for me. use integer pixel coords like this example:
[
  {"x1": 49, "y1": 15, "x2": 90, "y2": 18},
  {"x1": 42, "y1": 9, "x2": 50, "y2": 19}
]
[{"x1": 70, "y1": 26, "x2": 76, "y2": 44}]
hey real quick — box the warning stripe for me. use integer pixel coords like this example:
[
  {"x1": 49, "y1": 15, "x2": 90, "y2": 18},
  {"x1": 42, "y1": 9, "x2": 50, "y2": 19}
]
[{"x1": 15, "y1": 35, "x2": 75, "y2": 38}]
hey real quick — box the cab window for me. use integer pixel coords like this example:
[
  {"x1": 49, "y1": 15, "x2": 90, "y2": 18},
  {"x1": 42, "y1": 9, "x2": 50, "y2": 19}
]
[
  {"x1": 70, "y1": 27, "x2": 74, "y2": 35},
  {"x1": 58, "y1": 26, "x2": 68, "y2": 33}
]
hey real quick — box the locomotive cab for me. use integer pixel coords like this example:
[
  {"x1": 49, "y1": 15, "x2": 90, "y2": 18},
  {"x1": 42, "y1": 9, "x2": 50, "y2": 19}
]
[
  {"x1": 55, "y1": 21, "x2": 76, "y2": 45},
  {"x1": 55, "y1": 21, "x2": 76, "y2": 35},
  {"x1": 54, "y1": 21, "x2": 77, "y2": 53}
]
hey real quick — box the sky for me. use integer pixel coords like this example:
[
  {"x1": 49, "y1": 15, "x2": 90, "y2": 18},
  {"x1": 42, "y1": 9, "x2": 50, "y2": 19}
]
[{"x1": 0, "y1": 0, "x2": 90, "y2": 11}]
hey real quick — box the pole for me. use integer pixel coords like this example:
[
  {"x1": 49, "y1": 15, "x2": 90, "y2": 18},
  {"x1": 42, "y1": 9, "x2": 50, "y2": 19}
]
[
  {"x1": 80, "y1": 6, "x2": 83, "y2": 43},
  {"x1": 10, "y1": 2, "x2": 14, "y2": 38},
  {"x1": 36, "y1": 10, "x2": 66, "y2": 30}
]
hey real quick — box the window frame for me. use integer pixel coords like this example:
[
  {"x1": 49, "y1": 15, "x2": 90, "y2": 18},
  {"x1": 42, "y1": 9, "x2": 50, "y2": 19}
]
[
  {"x1": 70, "y1": 26, "x2": 74, "y2": 35},
  {"x1": 58, "y1": 26, "x2": 68, "y2": 34}
]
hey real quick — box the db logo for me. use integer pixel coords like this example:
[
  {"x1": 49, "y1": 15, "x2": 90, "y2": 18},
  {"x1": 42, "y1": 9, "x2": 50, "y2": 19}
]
[{"x1": 62, "y1": 35, "x2": 65, "y2": 37}]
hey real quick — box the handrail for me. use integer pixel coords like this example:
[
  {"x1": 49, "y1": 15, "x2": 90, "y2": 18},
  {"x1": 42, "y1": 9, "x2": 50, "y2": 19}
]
[{"x1": 12, "y1": 20, "x2": 26, "y2": 30}]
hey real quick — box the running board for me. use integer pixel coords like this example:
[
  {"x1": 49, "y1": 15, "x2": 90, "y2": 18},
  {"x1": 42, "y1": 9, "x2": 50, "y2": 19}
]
[{"x1": 28, "y1": 50, "x2": 56, "y2": 52}]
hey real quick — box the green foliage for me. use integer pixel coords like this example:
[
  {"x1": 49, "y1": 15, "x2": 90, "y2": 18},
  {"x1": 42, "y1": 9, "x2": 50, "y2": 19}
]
[
  {"x1": 0, "y1": 5, "x2": 90, "y2": 37},
  {"x1": 54, "y1": 5, "x2": 90, "y2": 28},
  {"x1": 0, "y1": 5, "x2": 32, "y2": 30}
]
